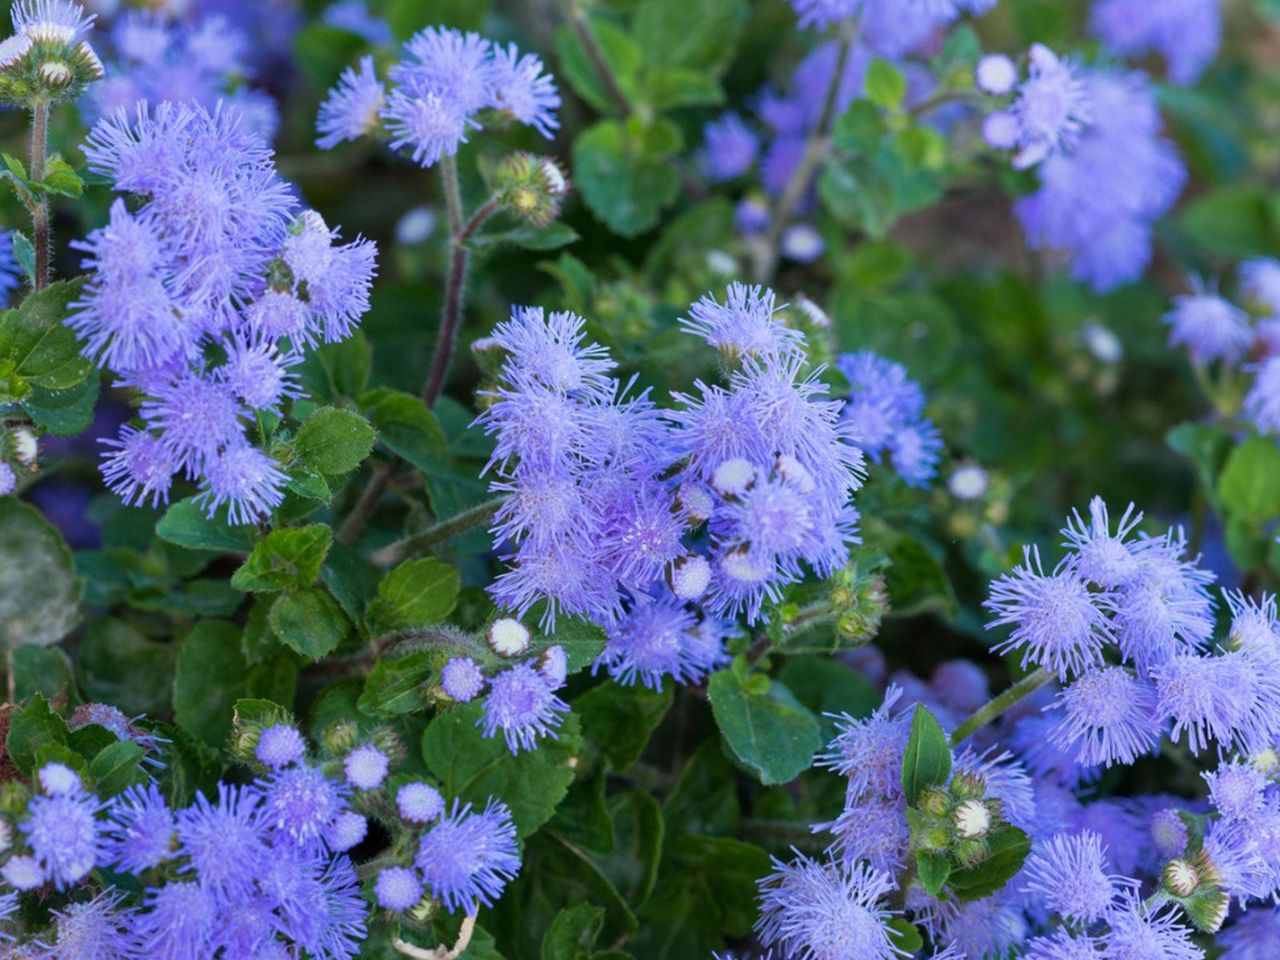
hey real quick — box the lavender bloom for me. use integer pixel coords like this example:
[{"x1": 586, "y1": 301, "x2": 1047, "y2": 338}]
[
  {"x1": 1101, "y1": 892, "x2": 1201, "y2": 960},
  {"x1": 1165, "y1": 284, "x2": 1251, "y2": 365},
  {"x1": 343, "y1": 744, "x2": 389, "y2": 791},
  {"x1": 1060, "y1": 496, "x2": 1146, "y2": 588},
  {"x1": 2, "y1": 853, "x2": 44, "y2": 890},
  {"x1": 0, "y1": 231, "x2": 21, "y2": 307},
  {"x1": 1015, "y1": 68, "x2": 1185, "y2": 292},
  {"x1": 175, "y1": 784, "x2": 268, "y2": 896},
  {"x1": 316, "y1": 56, "x2": 385, "y2": 149},
  {"x1": 1205, "y1": 760, "x2": 1269, "y2": 824},
  {"x1": 99, "y1": 425, "x2": 176, "y2": 508},
  {"x1": 1244, "y1": 357, "x2": 1280, "y2": 435},
  {"x1": 375, "y1": 866, "x2": 423, "y2": 911},
  {"x1": 1009, "y1": 45, "x2": 1092, "y2": 169},
  {"x1": 487, "y1": 43, "x2": 560, "y2": 138},
  {"x1": 755, "y1": 854, "x2": 903, "y2": 960},
  {"x1": 262, "y1": 765, "x2": 347, "y2": 849},
  {"x1": 837, "y1": 351, "x2": 938, "y2": 487},
  {"x1": 1227, "y1": 591, "x2": 1280, "y2": 654},
  {"x1": 441, "y1": 657, "x2": 486, "y2": 702},
  {"x1": 1091, "y1": 0, "x2": 1221, "y2": 85},
  {"x1": 22, "y1": 778, "x2": 104, "y2": 889},
  {"x1": 597, "y1": 597, "x2": 724, "y2": 689},
  {"x1": 257, "y1": 723, "x2": 306, "y2": 769},
  {"x1": 1021, "y1": 830, "x2": 1130, "y2": 923},
  {"x1": 37, "y1": 891, "x2": 132, "y2": 957},
  {"x1": 1049, "y1": 666, "x2": 1160, "y2": 767},
  {"x1": 817, "y1": 685, "x2": 911, "y2": 801},
  {"x1": 887, "y1": 419, "x2": 942, "y2": 489},
  {"x1": 416, "y1": 799, "x2": 521, "y2": 912},
  {"x1": 130, "y1": 881, "x2": 216, "y2": 959},
  {"x1": 327, "y1": 811, "x2": 368, "y2": 853},
  {"x1": 397, "y1": 782, "x2": 445, "y2": 824},
  {"x1": 699, "y1": 112, "x2": 759, "y2": 181},
  {"x1": 1022, "y1": 931, "x2": 1102, "y2": 959},
  {"x1": 1241, "y1": 258, "x2": 1280, "y2": 317},
  {"x1": 681, "y1": 283, "x2": 803, "y2": 359},
  {"x1": 816, "y1": 796, "x2": 910, "y2": 873},
  {"x1": 1153, "y1": 649, "x2": 1280, "y2": 755},
  {"x1": 103, "y1": 783, "x2": 176, "y2": 873},
  {"x1": 481, "y1": 662, "x2": 569, "y2": 753},
  {"x1": 1220, "y1": 907, "x2": 1280, "y2": 959},
  {"x1": 984, "y1": 546, "x2": 1115, "y2": 679}
]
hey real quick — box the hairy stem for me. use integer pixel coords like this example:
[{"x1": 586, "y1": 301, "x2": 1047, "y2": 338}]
[
  {"x1": 30, "y1": 102, "x2": 50, "y2": 291},
  {"x1": 949, "y1": 667, "x2": 1054, "y2": 747},
  {"x1": 751, "y1": 27, "x2": 853, "y2": 284},
  {"x1": 564, "y1": 0, "x2": 631, "y2": 116},
  {"x1": 422, "y1": 154, "x2": 468, "y2": 406},
  {"x1": 369, "y1": 496, "x2": 506, "y2": 568},
  {"x1": 336, "y1": 460, "x2": 395, "y2": 545}
]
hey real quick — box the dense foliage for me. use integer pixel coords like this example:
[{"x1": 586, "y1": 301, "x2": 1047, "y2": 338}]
[{"x1": 0, "y1": 0, "x2": 1278, "y2": 957}]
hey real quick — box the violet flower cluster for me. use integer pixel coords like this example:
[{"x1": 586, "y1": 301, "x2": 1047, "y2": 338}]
[
  {"x1": 475, "y1": 284, "x2": 865, "y2": 694},
  {"x1": 837, "y1": 351, "x2": 941, "y2": 489},
  {"x1": 982, "y1": 46, "x2": 1186, "y2": 292},
  {"x1": 787, "y1": 0, "x2": 996, "y2": 57},
  {"x1": 0, "y1": 724, "x2": 522, "y2": 955},
  {"x1": 1091, "y1": 0, "x2": 1222, "y2": 86},
  {"x1": 88, "y1": 9, "x2": 278, "y2": 140},
  {"x1": 316, "y1": 25, "x2": 559, "y2": 164},
  {"x1": 1163, "y1": 260, "x2": 1280, "y2": 437},
  {"x1": 66, "y1": 100, "x2": 377, "y2": 524}
]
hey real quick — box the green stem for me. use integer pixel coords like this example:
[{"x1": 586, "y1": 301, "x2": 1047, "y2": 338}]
[
  {"x1": 949, "y1": 667, "x2": 1054, "y2": 747},
  {"x1": 336, "y1": 460, "x2": 396, "y2": 545},
  {"x1": 422, "y1": 154, "x2": 468, "y2": 406},
  {"x1": 30, "y1": 102, "x2": 50, "y2": 291},
  {"x1": 564, "y1": 0, "x2": 632, "y2": 116},
  {"x1": 369, "y1": 497, "x2": 505, "y2": 568},
  {"x1": 751, "y1": 26, "x2": 853, "y2": 284}
]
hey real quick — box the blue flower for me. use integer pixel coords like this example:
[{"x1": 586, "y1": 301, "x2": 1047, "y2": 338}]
[
  {"x1": 415, "y1": 799, "x2": 521, "y2": 913},
  {"x1": 0, "y1": 231, "x2": 23, "y2": 307},
  {"x1": 1022, "y1": 930, "x2": 1102, "y2": 960},
  {"x1": 39, "y1": 892, "x2": 132, "y2": 959},
  {"x1": 262, "y1": 764, "x2": 348, "y2": 850},
  {"x1": 481, "y1": 662, "x2": 569, "y2": 754},
  {"x1": 788, "y1": 0, "x2": 861, "y2": 30},
  {"x1": 698, "y1": 112, "x2": 759, "y2": 181},
  {"x1": 256, "y1": 723, "x2": 306, "y2": 769},
  {"x1": 682, "y1": 283, "x2": 804, "y2": 360},
  {"x1": 487, "y1": 43, "x2": 560, "y2": 138},
  {"x1": 343, "y1": 744, "x2": 389, "y2": 791},
  {"x1": 397, "y1": 782, "x2": 445, "y2": 824},
  {"x1": 104, "y1": 782, "x2": 176, "y2": 874},
  {"x1": 441, "y1": 657, "x2": 485, "y2": 702},
  {"x1": 815, "y1": 796, "x2": 910, "y2": 874},
  {"x1": 1205, "y1": 760, "x2": 1270, "y2": 824},
  {"x1": 99, "y1": 424, "x2": 177, "y2": 509},
  {"x1": 985, "y1": 546, "x2": 1115, "y2": 679},
  {"x1": 1165, "y1": 282, "x2": 1252, "y2": 365},
  {"x1": 596, "y1": 597, "x2": 718, "y2": 689},
  {"x1": 1091, "y1": 0, "x2": 1221, "y2": 85},
  {"x1": 1060, "y1": 497, "x2": 1147, "y2": 588},
  {"x1": 1007, "y1": 45, "x2": 1092, "y2": 169},
  {"x1": 1219, "y1": 906, "x2": 1280, "y2": 960},
  {"x1": 375, "y1": 866, "x2": 423, "y2": 911},
  {"x1": 1101, "y1": 892, "x2": 1201, "y2": 960},
  {"x1": 322, "y1": 0, "x2": 393, "y2": 46},
  {"x1": 260, "y1": 851, "x2": 367, "y2": 960},
  {"x1": 755, "y1": 854, "x2": 903, "y2": 960},
  {"x1": 1244, "y1": 357, "x2": 1280, "y2": 434},
  {"x1": 22, "y1": 782, "x2": 103, "y2": 890},
  {"x1": 817, "y1": 685, "x2": 912, "y2": 802},
  {"x1": 197, "y1": 443, "x2": 288, "y2": 526},
  {"x1": 130, "y1": 881, "x2": 217, "y2": 959},
  {"x1": 1049, "y1": 666, "x2": 1160, "y2": 767},
  {"x1": 175, "y1": 784, "x2": 269, "y2": 896},
  {"x1": 1021, "y1": 830, "x2": 1131, "y2": 923}
]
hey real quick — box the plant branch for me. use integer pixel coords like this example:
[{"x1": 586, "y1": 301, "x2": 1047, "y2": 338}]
[
  {"x1": 30, "y1": 102, "x2": 50, "y2": 291},
  {"x1": 336, "y1": 460, "x2": 395, "y2": 545},
  {"x1": 949, "y1": 667, "x2": 1054, "y2": 747},
  {"x1": 391, "y1": 913, "x2": 477, "y2": 960},
  {"x1": 369, "y1": 497, "x2": 506, "y2": 568},
  {"x1": 751, "y1": 27, "x2": 853, "y2": 284},
  {"x1": 564, "y1": 0, "x2": 631, "y2": 116}
]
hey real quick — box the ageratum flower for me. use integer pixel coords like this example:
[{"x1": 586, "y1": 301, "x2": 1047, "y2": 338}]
[
  {"x1": 375, "y1": 866, "x2": 423, "y2": 911},
  {"x1": 38, "y1": 892, "x2": 132, "y2": 958},
  {"x1": 817, "y1": 685, "x2": 912, "y2": 802},
  {"x1": 441, "y1": 657, "x2": 486, "y2": 702},
  {"x1": 1100, "y1": 892, "x2": 1201, "y2": 960},
  {"x1": 21, "y1": 771, "x2": 104, "y2": 889},
  {"x1": 1021, "y1": 831, "x2": 1132, "y2": 923},
  {"x1": 174, "y1": 784, "x2": 269, "y2": 896},
  {"x1": 415, "y1": 800, "x2": 520, "y2": 913},
  {"x1": 680, "y1": 283, "x2": 803, "y2": 360},
  {"x1": 261, "y1": 765, "x2": 348, "y2": 849},
  {"x1": 1091, "y1": 0, "x2": 1221, "y2": 85},
  {"x1": 481, "y1": 662, "x2": 569, "y2": 753},
  {"x1": 1165, "y1": 282, "x2": 1252, "y2": 365},
  {"x1": 1007, "y1": 45, "x2": 1092, "y2": 169},
  {"x1": 597, "y1": 597, "x2": 726, "y2": 689},
  {"x1": 129, "y1": 881, "x2": 216, "y2": 959},
  {"x1": 756, "y1": 854, "x2": 904, "y2": 960},
  {"x1": 1049, "y1": 666, "x2": 1161, "y2": 767},
  {"x1": 1245, "y1": 357, "x2": 1280, "y2": 435},
  {"x1": 260, "y1": 851, "x2": 367, "y2": 960},
  {"x1": 103, "y1": 783, "x2": 176, "y2": 874},
  {"x1": 343, "y1": 745, "x2": 389, "y2": 791},
  {"x1": 315, "y1": 55, "x2": 385, "y2": 148},
  {"x1": 698, "y1": 112, "x2": 759, "y2": 181},
  {"x1": 1205, "y1": 760, "x2": 1269, "y2": 824},
  {"x1": 256, "y1": 723, "x2": 306, "y2": 769}
]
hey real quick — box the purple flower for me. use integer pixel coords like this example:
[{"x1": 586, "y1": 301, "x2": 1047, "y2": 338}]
[
  {"x1": 487, "y1": 43, "x2": 560, "y2": 138},
  {"x1": 316, "y1": 55, "x2": 384, "y2": 150},
  {"x1": 375, "y1": 866, "x2": 423, "y2": 911},
  {"x1": 1049, "y1": 666, "x2": 1160, "y2": 767},
  {"x1": 415, "y1": 799, "x2": 521, "y2": 913},
  {"x1": 984, "y1": 545, "x2": 1115, "y2": 679},
  {"x1": 99, "y1": 424, "x2": 177, "y2": 508},
  {"x1": 817, "y1": 685, "x2": 912, "y2": 801},
  {"x1": 681, "y1": 283, "x2": 804, "y2": 359},
  {"x1": 816, "y1": 796, "x2": 910, "y2": 873},
  {"x1": 262, "y1": 765, "x2": 347, "y2": 849},
  {"x1": 1220, "y1": 906, "x2": 1280, "y2": 960},
  {"x1": 887, "y1": 419, "x2": 942, "y2": 489},
  {"x1": 441, "y1": 657, "x2": 486, "y2": 702},
  {"x1": 1021, "y1": 830, "x2": 1130, "y2": 923},
  {"x1": 1165, "y1": 283, "x2": 1251, "y2": 365},
  {"x1": 1022, "y1": 931, "x2": 1102, "y2": 960},
  {"x1": 13, "y1": 0, "x2": 95, "y2": 45},
  {"x1": 103, "y1": 783, "x2": 176, "y2": 874},
  {"x1": 217, "y1": 334, "x2": 301, "y2": 412},
  {"x1": 1241, "y1": 258, "x2": 1280, "y2": 317},
  {"x1": 1206, "y1": 760, "x2": 1269, "y2": 824},
  {"x1": 1091, "y1": 0, "x2": 1221, "y2": 85},
  {"x1": 327, "y1": 811, "x2": 368, "y2": 853},
  {"x1": 1007, "y1": 45, "x2": 1092, "y2": 169},
  {"x1": 1060, "y1": 497, "x2": 1146, "y2": 588},
  {"x1": 756, "y1": 854, "x2": 902, "y2": 960},
  {"x1": 391, "y1": 27, "x2": 492, "y2": 113},
  {"x1": 38, "y1": 891, "x2": 131, "y2": 957},
  {"x1": 22, "y1": 786, "x2": 103, "y2": 889},
  {"x1": 481, "y1": 662, "x2": 569, "y2": 753},
  {"x1": 2, "y1": 853, "x2": 43, "y2": 890},
  {"x1": 397, "y1": 782, "x2": 445, "y2": 824},
  {"x1": 343, "y1": 744, "x2": 389, "y2": 791},
  {"x1": 699, "y1": 112, "x2": 759, "y2": 181},
  {"x1": 130, "y1": 882, "x2": 216, "y2": 960},
  {"x1": 1244, "y1": 357, "x2": 1280, "y2": 435},
  {"x1": 175, "y1": 784, "x2": 269, "y2": 896},
  {"x1": 197, "y1": 443, "x2": 288, "y2": 525},
  {"x1": 260, "y1": 851, "x2": 367, "y2": 960},
  {"x1": 322, "y1": 0, "x2": 393, "y2": 46},
  {"x1": 596, "y1": 597, "x2": 712, "y2": 689},
  {"x1": 256, "y1": 724, "x2": 306, "y2": 769},
  {"x1": 1100, "y1": 892, "x2": 1201, "y2": 960}
]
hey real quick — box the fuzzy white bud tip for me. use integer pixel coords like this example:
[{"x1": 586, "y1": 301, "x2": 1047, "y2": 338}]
[
  {"x1": 953, "y1": 800, "x2": 991, "y2": 839},
  {"x1": 488, "y1": 617, "x2": 531, "y2": 657},
  {"x1": 672, "y1": 555, "x2": 711, "y2": 600},
  {"x1": 712, "y1": 458, "x2": 755, "y2": 497}
]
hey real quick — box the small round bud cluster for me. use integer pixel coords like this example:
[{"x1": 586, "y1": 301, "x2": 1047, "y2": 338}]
[
  {"x1": 343, "y1": 744, "x2": 390, "y2": 790},
  {"x1": 255, "y1": 724, "x2": 306, "y2": 770},
  {"x1": 0, "y1": 1, "x2": 103, "y2": 108},
  {"x1": 494, "y1": 152, "x2": 569, "y2": 226},
  {"x1": 910, "y1": 776, "x2": 1005, "y2": 869},
  {"x1": 397, "y1": 781, "x2": 445, "y2": 824},
  {"x1": 828, "y1": 562, "x2": 889, "y2": 649}
]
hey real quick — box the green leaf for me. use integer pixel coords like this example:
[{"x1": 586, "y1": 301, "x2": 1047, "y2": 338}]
[
  {"x1": 536, "y1": 616, "x2": 609, "y2": 674},
  {"x1": 293, "y1": 406, "x2": 376, "y2": 475},
  {"x1": 644, "y1": 67, "x2": 723, "y2": 110},
  {"x1": 541, "y1": 904, "x2": 605, "y2": 960},
  {"x1": 156, "y1": 497, "x2": 260, "y2": 551},
  {"x1": 706, "y1": 669, "x2": 822, "y2": 785},
  {"x1": 470, "y1": 222, "x2": 580, "y2": 252},
  {"x1": 948, "y1": 826, "x2": 1032, "y2": 901},
  {"x1": 173, "y1": 620, "x2": 245, "y2": 746},
  {"x1": 0, "y1": 498, "x2": 81, "y2": 650},
  {"x1": 366, "y1": 556, "x2": 459, "y2": 634},
  {"x1": 361, "y1": 387, "x2": 447, "y2": 472},
  {"x1": 1179, "y1": 184, "x2": 1280, "y2": 257},
  {"x1": 553, "y1": 18, "x2": 641, "y2": 116},
  {"x1": 900, "y1": 705, "x2": 952, "y2": 804},
  {"x1": 0, "y1": 278, "x2": 91, "y2": 389},
  {"x1": 357, "y1": 651, "x2": 433, "y2": 717},
  {"x1": 633, "y1": 0, "x2": 747, "y2": 74},
  {"x1": 865, "y1": 58, "x2": 908, "y2": 110},
  {"x1": 33, "y1": 155, "x2": 84, "y2": 198},
  {"x1": 231, "y1": 524, "x2": 333, "y2": 593},
  {"x1": 887, "y1": 919, "x2": 925, "y2": 956},
  {"x1": 23, "y1": 372, "x2": 99, "y2": 435},
  {"x1": 299, "y1": 334, "x2": 372, "y2": 403},
  {"x1": 78, "y1": 618, "x2": 176, "y2": 716},
  {"x1": 573, "y1": 119, "x2": 682, "y2": 237},
  {"x1": 573, "y1": 680, "x2": 673, "y2": 772},
  {"x1": 597, "y1": 789, "x2": 664, "y2": 907},
  {"x1": 422, "y1": 704, "x2": 582, "y2": 839},
  {"x1": 778, "y1": 657, "x2": 879, "y2": 740},
  {"x1": 268, "y1": 586, "x2": 350, "y2": 660},
  {"x1": 916, "y1": 850, "x2": 952, "y2": 897},
  {"x1": 1168, "y1": 422, "x2": 1233, "y2": 503},
  {"x1": 88, "y1": 739, "x2": 146, "y2": 797},
  {"x1": 6, "y1": 694, "x2": 69, "y2": 774},
  {"x1": 12, "y1": 645, "x2": 74, "y2": 703},
  {"x1": 1217, "y1": 437, "x2": 1280, "y2": 522},
  {"x1": 11, "y1": 232, "x2": 34, "y2": 285}
]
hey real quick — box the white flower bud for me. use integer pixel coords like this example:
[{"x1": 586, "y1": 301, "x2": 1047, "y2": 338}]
[
  {"x1": 671, "y1": 555, "x2": 711, "y2": 600},
  {"x1": 712, "y1": 458, "x2": 755, "y2": 497},
  {"x1": 487, "y1": 617, "x2": 530, "y2": 657},
  {"x1": 953, "y1": 800, "x2": 991, "y2": 839},
  {"x1": 10, "y1": 428, "x2": 36, "y2": 468}
]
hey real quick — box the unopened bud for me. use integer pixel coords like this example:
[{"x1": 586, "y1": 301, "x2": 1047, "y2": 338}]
[
  {"x1": 1163, "y1": 858, "x2": 1200, "y2": 897},
  {"x1": 950, "y1": 771, "x2": 986, "y2": 801},
  {"x1": 488, "y1": 617, "x2": 530, "y2": 657},
  {"x1": 10, "y1": 428, "x2": 36, "y2": 468},
  {"x1": 671, "y1": 555, "x2": 711, "y2": 601},
  {"x1": 953, "y1": 800, "x2": 991, "y2": 840},
  {"x1": 919, "y1": 787, "x2": 950, "y2": 818},
  {"x1": 38, "y1": 60, "x2": 70, "y2": 87}
]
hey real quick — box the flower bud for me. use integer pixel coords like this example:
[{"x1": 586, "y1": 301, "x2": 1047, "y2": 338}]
[
  {"x1": 918, "y1": 826, "x2": 950, "y2": 853},
  {"x1": 8, "y1": 428, "x2": 36, "y2": 469},
  {"x1": 494, "y1": 152, "x2": 567, "y2": 226},
  {"x1": 953, "y1": 799, "x2": 991, "y2": 840},
  {"x1": 1163, "y1": 858, "x2": 1200, "y2": 897},
  {"x1": 950, "y1": 771, "x2": 986, "y2": 801},
  {"x1": 953, "y1": 837, "x2": 989, "y2": 868},
  {"x1": 488, "y1": 617, "x2": 531, "y2": 657},
  {"x1": 919, "y1": 787, "x2": 950, "y2": 818}
]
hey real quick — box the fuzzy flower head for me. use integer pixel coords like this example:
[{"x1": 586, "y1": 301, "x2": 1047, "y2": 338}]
[
  {"x1": 985, "y1": 545, "x2": 1114, "y2": 679},
  {"x1": 397, "y1": 782, "x2": 445, "y2": 824},
  {"x1": 1049, "y1": 666, "x2": 1161, "y2": 767},
  {"x1": 316, "y1": 55, "x2": 385, "y2": 149},
  {"x1": 375, "y1": 866, "x2": 423, "y2": 911},
  {"x1": 1061, "y1": 496, "x2": 1146, "y2": 588},
  {"x1": 415, "y1": 799, "x2": 521, "y2": 913},
  {"x1": 262, "y1": 764, "x2": 346, "y2": 848},
  {"x1": 175, "y1": 784, "x2": 268, "y2": 895},
  {"x1": 103, "y1": 782, "x2": 176, "y2": 874},
  {"x1": 1165, "y1": 282, "x2": 1252, "y2": 366},
  {"x1": 1205, "y1": 760, "x2": 1269, "y2": 824},
  {"x1": 256, "y1": 723, "x2": 306, "y2": 769},
  {"x1": 1005, "y1": 44, "x2": 1092, "y2": 169},
  {"x1": 1022, "y1": 830, "x2": 1130, "y2": 923},
  {"x1": 1101, "y1": 892, "x2": 1201, "y2": 960},
  {"x1": 481, "y1": 662, "x2": 569, "y2": 753},
  {"x1": 21, "y1": 787, "x2": 103, "y2": 889},
  {"x1": 441, "y1": 657, "x2": 486, "y2": 702},
  {"x1": 1091, "y1": 0, "x2": 1221, "y2": 85},
  {"x1": 1245, "y1": 356, "x2": 1280, "y2": 435},
  {"x1": 756, "y1": 854, "x2": 905, "y2": 960},
  {"x1": 343, "y1": 744, "x2": 389, "y2": 791},
  {"x1": 817, "y1": 686, "x2": 912, "y2": 802},
  {"x1": 699, "y1": 112, "x2": 759, "y2": 181},
  {"x1": 682, "y1": 283, "x2": 804, "y2": 360}
]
